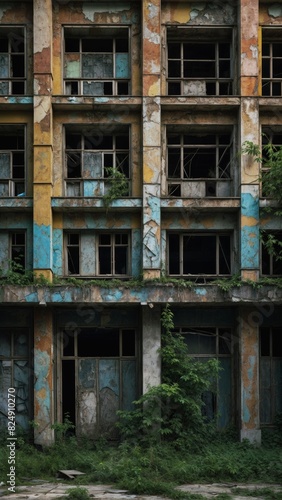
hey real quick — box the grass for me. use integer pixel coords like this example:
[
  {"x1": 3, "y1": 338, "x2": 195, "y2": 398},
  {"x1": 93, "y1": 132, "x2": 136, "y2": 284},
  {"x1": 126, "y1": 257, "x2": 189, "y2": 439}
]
[{"x1": 0, "y1": 435, "x2": 282, "y2": 498}]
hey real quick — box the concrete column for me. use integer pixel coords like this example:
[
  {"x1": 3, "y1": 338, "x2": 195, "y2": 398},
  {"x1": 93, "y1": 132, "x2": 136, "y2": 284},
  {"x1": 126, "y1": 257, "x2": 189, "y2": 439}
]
[
  {"x1": 142, "y1": 305, "x2": 161, "y2": 392},
  {"x1": 239, "y1": 0, "x2": 259, "y2": 96},
  {"x1": 239, "y1": 0, "x2": 260, "y2": 282},
  {"x1": 34, "y1": 308, "x2": 55, "y2": 446},
  {"x1": 33, "y1": 0, "x2": 53, "y2": 282},
  {"x1": 142, "y1": 0, "x2": 162, "y2": 279},
  {"x1": 239, "y1": 307, "x2": 261, "y2": 444}
]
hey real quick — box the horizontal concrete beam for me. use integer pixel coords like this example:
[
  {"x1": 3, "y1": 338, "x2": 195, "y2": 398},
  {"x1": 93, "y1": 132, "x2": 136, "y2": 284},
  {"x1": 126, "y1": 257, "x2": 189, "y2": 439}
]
[{"x1": 0, "y1": 283, "x2": 282, "y2": 305}]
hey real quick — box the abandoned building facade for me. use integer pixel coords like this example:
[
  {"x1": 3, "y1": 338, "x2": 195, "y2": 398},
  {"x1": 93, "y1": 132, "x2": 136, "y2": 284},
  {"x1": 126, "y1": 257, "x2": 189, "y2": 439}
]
[{"x1": 0, "y1": 0, "x2": 282, "y2": 446}]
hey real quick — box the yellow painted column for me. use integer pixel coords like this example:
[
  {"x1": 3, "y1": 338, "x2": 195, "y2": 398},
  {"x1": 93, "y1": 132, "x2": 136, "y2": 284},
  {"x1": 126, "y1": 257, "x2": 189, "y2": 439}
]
[
  {"x1": 239, "y1": 0, "x2": 260, "y2": 282},
  {"x1": 33, "y1": 0, "x2": 53, "y2": 282},
  {"x1": 142, "y1": 0, "x2": 162, "y2": 279}
]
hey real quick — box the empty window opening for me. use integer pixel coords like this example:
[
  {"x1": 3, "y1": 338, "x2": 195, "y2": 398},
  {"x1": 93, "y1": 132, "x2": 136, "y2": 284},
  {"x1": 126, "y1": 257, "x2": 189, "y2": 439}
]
[
  {"x1": 262, "y1": 41, "x2": 282, "y2": 96},
  {"x1": 167, "y1": 130, "x2": 233, "y2": 197},
  {"x1": 261, "y1": 232, "x2": 282, "y2": 276},
  {"x1": 11, "y1": 232, "x2": 26, "y2": 272},
  {"x1": 65, "y1": 127, "x2": 130, "y2": 197},
  {"x1": 173, "y1": 327, "x2": 232, "y2": 427},
  {"x1": 167, "y1": 32, "x2": 233, "y2": 96},
  {"x1": 0, "y1": 28, "x2": 25, "y2": 95},
  {"x1": 0, "y1": 126, "x2": 25, "y2": 197},
  {"x1": 99, "y1": 233, "x2": 129, "y2": 276},
  {"x1": 67, "y1": 233, "x2": 80, "y2": 275},
  {"x1": 168, "y1": 233, "x2": 231, "y2": 277},
  {"x1": 64, "y1": 28, "x2": 130, "y2": 96},
  {"x1": 62, "y1": 360, "x2": 76, "y2": 430},
  {"x1": 260, "y1": 327, "x2": 282, "y2": 424}
]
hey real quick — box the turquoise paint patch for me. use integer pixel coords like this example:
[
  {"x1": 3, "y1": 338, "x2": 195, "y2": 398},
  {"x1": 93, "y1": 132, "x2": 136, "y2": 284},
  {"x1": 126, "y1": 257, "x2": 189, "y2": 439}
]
[
  {"x1": 53, "y1": 229, "x2": 63, "y2": 275},
  {"x1": 25, "y1": 292, "x2": 38, "y2": 302},
  {"x1": 247, "y1": 355, "x2": 256, "y2": 381},
  {"x1": 7, "y1": 97, "x2": 33, "y2": 104},
  {"x1": 241, "y1": 192, "x2": 259, "y2": 269},
  {"x1": 100, "y1": 289, "x2": 124, "y2": 301},
  {"x1": 34, "y1": 348, "x2": 51, "y2": 412},
  {"x1": 194, "y1": 288, "x2": 207, "y2": 296},
  {"x1": 243, "y1": 388, "x2": 251, "y2": 423},
  {"x1": 115, "y1": 53, "x2": 129, "y2": 78},
  {"x1": 33, "y1": 223, "x2": 52, "y2": 269}
]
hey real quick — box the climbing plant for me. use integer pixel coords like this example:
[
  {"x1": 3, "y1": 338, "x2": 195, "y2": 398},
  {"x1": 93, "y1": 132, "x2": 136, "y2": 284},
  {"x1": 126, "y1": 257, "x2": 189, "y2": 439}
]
[
  {"x1": 242, "y1": 139, "x2": 282, "y2": 261},
  {"x1": 103, "y1": 167, "x2": 129, "y2": 209},
  {"x1": 117, "y1": 305, "x2": 219, "y2": 449}
]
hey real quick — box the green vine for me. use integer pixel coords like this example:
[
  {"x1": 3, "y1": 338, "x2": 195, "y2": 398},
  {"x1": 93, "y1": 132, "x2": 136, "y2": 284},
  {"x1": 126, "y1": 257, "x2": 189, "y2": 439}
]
[{"x1": 102, "y1": 167, "x2": 129, "y2": 209}]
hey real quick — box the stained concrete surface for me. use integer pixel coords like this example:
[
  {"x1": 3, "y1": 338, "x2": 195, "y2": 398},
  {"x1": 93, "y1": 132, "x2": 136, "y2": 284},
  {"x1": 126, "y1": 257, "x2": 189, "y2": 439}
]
[{"x1": 0, "y1": 482, "x2": 282, "y2": 499}]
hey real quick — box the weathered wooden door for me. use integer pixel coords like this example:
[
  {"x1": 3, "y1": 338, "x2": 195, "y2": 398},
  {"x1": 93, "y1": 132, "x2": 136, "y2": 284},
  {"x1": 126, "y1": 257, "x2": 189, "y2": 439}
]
[{"x1": 72, "y1": 328, "x2": 137, "y2": 438}]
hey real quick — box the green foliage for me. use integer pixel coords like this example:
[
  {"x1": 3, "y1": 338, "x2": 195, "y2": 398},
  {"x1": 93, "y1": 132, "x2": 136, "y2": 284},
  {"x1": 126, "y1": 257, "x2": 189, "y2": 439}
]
[
  {"x1": 51, "y1": 413, "x2": 75, "y2": 443},
  {"x1": 0, "y1": 259, "x2": 34, "y2": 285},
  {"x1": 117, "y1": 305, "x2": 219, "y2": 448},
  {"x1": 103, "y1": 167, "x2": 129, "y2": 209},
  {"x1": 65, "y1": 487, "x2": 91, "y2": 500}
]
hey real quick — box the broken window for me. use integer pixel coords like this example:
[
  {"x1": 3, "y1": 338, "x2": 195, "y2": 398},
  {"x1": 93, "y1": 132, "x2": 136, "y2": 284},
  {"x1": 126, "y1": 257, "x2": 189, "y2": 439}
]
[
  {"x1": 0, "y1": 328, "x2": 31, "y2": 430},
  {"x1": 262, "y1": 36, "x2": 282, "y2": 96},
  {"x1": 167, "y1": 28, "x2": 233, "y2": 96},
  {"x1": 261, "y1": 127, "x2": 282, "y2": 197},
  {"x1": 64, "y1": 27, "x2": 130, "y2": 96},
  {"x1": 168, "y1": 233, "x2": 231, "y2": 277},
  {"x1": 260, "y1": 327, "x2": 282, "y2": 424},
  {"x1": 0, "y1": 126, "x2": 25, "y2": 197},
  {"x1": 0, "y1": 28, "x2": 25, "y2": 95},
  {"x1": 66, "y1": 232, "x2": 130, "y2": 277},
  {"x1": 11, "y1": 232, "x2": 26, "y2": 272},
  {"x1": 167, "y1": 129, "x2": 233, "y2": 197},
  {"x1": 65, "y1": 126, "x2": 130, "y2": 196},
  {"x1": 261, "y1": 232, "x2": 282, "y2": 276},
  {"x1": 173, "y1": 327, "x2": 232, "y2": 427}
]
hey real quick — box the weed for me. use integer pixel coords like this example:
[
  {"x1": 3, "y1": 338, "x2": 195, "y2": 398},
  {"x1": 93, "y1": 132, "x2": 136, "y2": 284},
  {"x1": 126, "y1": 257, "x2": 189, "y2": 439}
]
[{"x1": 65, "y1": 487, "x2": 91, "y2": 500}]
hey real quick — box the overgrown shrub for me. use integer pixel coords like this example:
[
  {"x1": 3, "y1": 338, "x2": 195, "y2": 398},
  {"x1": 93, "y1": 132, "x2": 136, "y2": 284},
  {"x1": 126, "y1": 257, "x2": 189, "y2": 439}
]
[{"x1": 117, "y1": 305, "x2": 219, "y2": 448}]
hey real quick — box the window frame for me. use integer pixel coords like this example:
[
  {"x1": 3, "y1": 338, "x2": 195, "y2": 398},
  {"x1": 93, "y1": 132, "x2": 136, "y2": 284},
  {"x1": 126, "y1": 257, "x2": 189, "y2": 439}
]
[
  {"x1": 261, "y1": 231, "x2": 282, "y2": 277},
  {"x1": 0, "y1": 27, "x2": 26, "y2": 95},
  {"x1": 0, "y1": 125, "x2": 26, "y2": 197},
  {"x1": 10, "y1": 231, "x2": 26, "y2": 271},
  {"x1": 167, "y1": 232, "x2": 232, "y2": 278},
  {"x1": 63, "y1": 26, "x2": 130, "y2": 96},
  {"x1": 166, "y1": 126, "x2": 234, "y2": 197},
  {"x1": 166, "y1": 26, "x2": 234, "y2": 97},
  {"x1": 65, "y1": 231, "x2": 131, "y2": 278},
  {"x1": 64, "y1": 125, "x2": 131, "y2": 197},
  {"x1": 262, "y1": 29, "x2": 282, "y2": 97}
]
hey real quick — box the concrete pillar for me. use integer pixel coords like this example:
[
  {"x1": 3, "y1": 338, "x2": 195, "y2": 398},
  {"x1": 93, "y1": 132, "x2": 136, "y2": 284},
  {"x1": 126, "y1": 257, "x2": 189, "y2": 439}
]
[
  {"x1": 142, "y1": 0, "x2": 162, "y2": 279},
  {"x1": 239, "y1": 307, "x2": 261, "y2": 444},
  {"x1": 239, "y1": 0, "x2": 260, "y2": 282},
  {"x1": 34, "y1": 308, "x2": 55, "y2": 446},
  {"x1": 142, "y1": 305, "x2": 161, "y2": 392},
  {"x1": 33, "y1": 0, "x2": 53, "y2": 282}
]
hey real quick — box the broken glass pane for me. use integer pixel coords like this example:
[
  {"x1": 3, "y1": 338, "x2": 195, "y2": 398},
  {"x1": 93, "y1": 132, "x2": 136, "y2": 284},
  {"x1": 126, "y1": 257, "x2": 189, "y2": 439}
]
[
  {"x1": 115, "y1": 53, "x2": 129, "y2": 78},
  {"x1": 0, "y1": 55, "x2": 9, "y2": 77},
  {"x1": 14, "y1": 331, "x2": 28, "y2": 356},
  {"x1": 0, "y1": 82, "x2": 9, "y2": 94},
  {"x1": 82, "y1": 54, "x2": 113, "y2": 78},
  {"x1": 64, "y1": 54, "x2": 80, "y2": 78},
  {"x1": 83, "y1": 152, "x2": 102, "y2": 178},
  {"x1": 0, "y1": 153, "x2": 11, "y2": 178}
]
